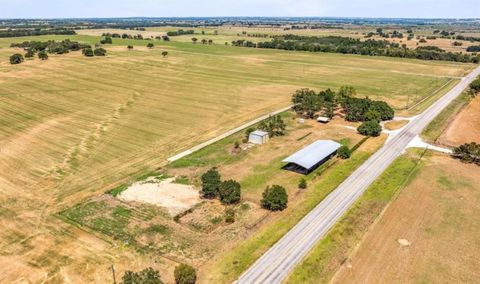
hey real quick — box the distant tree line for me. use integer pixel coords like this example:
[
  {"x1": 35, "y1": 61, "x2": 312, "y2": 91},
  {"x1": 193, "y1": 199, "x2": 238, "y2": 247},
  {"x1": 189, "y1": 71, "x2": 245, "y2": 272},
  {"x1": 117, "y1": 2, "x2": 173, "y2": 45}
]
[
  {"x1": 230, "y1": 35, "x2": 479, "y2": 63},
  {"x1": 167, "y1": 29, "x2": 194, "y2": 36},
  {"x1": 9, "y1": 40, "x2": 107, "y2": 64},
  {"x1": 0, "y1": 28, "x2": 76, "y2": 38},
  {"x1": 466, "y1": 45, "x2": 480, "y2": 52}
]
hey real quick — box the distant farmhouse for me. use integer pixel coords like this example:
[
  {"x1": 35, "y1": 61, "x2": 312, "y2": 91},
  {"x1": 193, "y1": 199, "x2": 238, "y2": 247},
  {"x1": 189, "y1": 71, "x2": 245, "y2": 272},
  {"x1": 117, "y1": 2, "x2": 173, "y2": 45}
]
[{"x1": 282, "y1": 140, "x2": 341, "y2": 174}]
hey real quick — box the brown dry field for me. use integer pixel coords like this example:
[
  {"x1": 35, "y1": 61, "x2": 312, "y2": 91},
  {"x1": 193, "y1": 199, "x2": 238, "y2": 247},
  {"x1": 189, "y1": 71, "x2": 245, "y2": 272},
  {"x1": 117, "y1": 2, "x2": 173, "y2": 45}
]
[
  {"x1": 333, "y1": 153, "x2": 480, "y2": 284},
  {"x1": 438, "y1": 96, "x2": 480, "y2": 147},
  {"x1": 384, "y1": 119, "x2": 408, "y2": 130}
]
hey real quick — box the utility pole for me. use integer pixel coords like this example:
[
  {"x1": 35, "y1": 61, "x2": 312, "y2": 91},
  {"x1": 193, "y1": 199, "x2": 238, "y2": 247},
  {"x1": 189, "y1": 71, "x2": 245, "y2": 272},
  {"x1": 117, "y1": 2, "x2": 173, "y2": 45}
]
[{"x1": 111, "y1": 264, "x2": 117, "y2": 284}]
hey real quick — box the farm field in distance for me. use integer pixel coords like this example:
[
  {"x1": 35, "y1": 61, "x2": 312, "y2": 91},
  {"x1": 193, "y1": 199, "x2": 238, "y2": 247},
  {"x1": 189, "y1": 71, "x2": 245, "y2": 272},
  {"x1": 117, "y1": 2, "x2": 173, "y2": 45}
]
[{"x1": 0, "y1": 30, "x2": 476, "y2": 282}]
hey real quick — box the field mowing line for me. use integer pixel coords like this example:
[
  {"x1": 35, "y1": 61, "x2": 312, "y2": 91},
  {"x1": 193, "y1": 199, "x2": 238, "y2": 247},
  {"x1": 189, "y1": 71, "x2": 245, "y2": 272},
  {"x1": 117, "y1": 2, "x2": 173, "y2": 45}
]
[{"x1": 167, "y1": 105, "x2": 293, "y2": 162}]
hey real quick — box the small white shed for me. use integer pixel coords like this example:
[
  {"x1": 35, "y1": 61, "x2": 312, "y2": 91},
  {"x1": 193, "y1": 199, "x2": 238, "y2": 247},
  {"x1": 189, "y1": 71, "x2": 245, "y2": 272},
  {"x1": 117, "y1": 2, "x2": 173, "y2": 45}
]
[
  {"x1": 249, "y1": 130, "x2": 269, "y2": 145},
  {"x1": 317, "y1": 116, "x2": 331, "y2": 123}
]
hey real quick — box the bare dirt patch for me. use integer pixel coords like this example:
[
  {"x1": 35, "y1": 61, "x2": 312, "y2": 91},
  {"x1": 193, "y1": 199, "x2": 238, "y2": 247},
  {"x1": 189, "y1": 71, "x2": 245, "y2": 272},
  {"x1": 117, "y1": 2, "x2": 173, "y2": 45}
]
[
  {"x1": 118, "y1": 177, "x2": 201, "y2": 216},
  {"x1": 333, "y1": 154, "x2": 480, "y2": 284},
  {"x1": 438, "y1": 96, "x2": 480, "y2": 146}
]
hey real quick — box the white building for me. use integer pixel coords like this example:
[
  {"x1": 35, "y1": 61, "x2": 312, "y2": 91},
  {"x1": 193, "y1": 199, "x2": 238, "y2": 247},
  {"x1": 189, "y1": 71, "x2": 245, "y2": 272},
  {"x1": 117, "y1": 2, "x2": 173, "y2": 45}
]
[{"x1": 248, "y1": 130, "x2": 269, "y2": 145}]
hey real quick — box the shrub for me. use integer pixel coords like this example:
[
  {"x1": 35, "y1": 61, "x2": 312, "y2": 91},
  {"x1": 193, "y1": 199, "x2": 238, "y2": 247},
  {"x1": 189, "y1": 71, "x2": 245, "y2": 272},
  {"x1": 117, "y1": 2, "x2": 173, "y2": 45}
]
[
  {"x1": 121, "y1": 267, "x2": 163, "y2": 284},
  {"x1": 219, "y1": 180, "x2": 241, "y2": 204},
  {"x1": 452, "y1": 142, "x2": 480, "y2": 165},
  {"x1": 127, "y1": 45, "x2": 134, "y2": 50},
  {"x1": 337, "y1": 145, "x2": 351, "y2": 159},
  {"x1": 261, "y1": 185, "x2": 288, "y2": 211},
  {"x1": 162, "y1": 51, "x2": 168, "y2": 57},
  {"x1": 200, "y1": 168, "x2": 221, "y2": 198},
  {"x1": 9, "y1": 53, "x2": 24, "y2": 64},
  {"x1": 174, "y1": 264, "x2": 196, "y2": 284},
  {"x1": 357, "y1": 120, "x2": 382, "y2": 137},
  {"x1": 83, "y1": 48, "x2": 94, "y2": 57},
  {"x1": 94, "y1": 48, "x2": 107, "y2": 56},
  {"x1": 25, "y1": 49, "x2": 35, "y2": 58},
  {"x1": 225, "y1": 208, "x2": 235, "y2": 223},
  {"x1": 147, "y1": 43, "x2": 155, "y2": 48},
  {"x1": 100, "y1": 37, "x2": 112, "y2": 44},
  {"x1": 38, "y1": 51, "x2": 48, "y2": 60},
  {"x1": 298, "y1": 178, "x2": 307, "y2": 189}
]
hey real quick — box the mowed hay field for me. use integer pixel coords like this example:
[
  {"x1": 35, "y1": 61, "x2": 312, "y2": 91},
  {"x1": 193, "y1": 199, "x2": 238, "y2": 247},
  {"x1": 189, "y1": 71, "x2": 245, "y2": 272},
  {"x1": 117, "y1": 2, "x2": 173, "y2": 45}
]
[
  {"x1": 0, "y1": 34, "x2": 475, "y2": 282},
  {"x1": 332, "y1": 154, "x2": 480, "y2": 284}
]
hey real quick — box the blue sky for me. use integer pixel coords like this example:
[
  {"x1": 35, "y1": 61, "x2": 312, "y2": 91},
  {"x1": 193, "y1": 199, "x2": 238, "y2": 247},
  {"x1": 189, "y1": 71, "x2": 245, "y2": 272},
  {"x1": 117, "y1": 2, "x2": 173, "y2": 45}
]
[{"x1": 0, "y1": 0, "x2": 478, "y2": 19}]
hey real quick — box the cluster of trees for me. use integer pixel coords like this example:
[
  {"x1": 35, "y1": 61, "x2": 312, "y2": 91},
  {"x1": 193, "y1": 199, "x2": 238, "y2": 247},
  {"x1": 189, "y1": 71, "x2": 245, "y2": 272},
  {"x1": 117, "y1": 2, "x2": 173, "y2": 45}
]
[
  {"x1": 366, "y1": 28, "x2": 405, "y2": 39},
  {"x1": 231, "y1": 35, "x2": 479, "y2": 63},
  {"x1": 9, "y1": 40, "x2": 92, "y2": 64},
  {"x1": 190, "y1": 38, "x2": 213, "y2": 45},
  {"x1": 258, "y1": 115, "x2": 286, "y2": 137},
  {"x1": 0, "y1": 28, "x2": 75, "y2": 38},
  {"x1": 292, "y1": 88, "x2": 337, "y2": 119},
  {"x1": 167, "y1": 29, "x2": 194, "y2": 36},
  {"x1": 455, "y1": 35, "x2": 480, "y2": 43},
  {"x1": 121, "y1": 264, "x2": 196, "y2": 284},
  {"x1": 201, "y1": 168, "x2": 241, "y2": 204},
  {"x1": 291, "y1": 86, "x2": 392, "y2": 137},
  {"x1": 82, "y1": 47, "x2": 107, "y2": 57},
  {"x1": 452, "y1": 142, "x2": 480, "y2": 166}
]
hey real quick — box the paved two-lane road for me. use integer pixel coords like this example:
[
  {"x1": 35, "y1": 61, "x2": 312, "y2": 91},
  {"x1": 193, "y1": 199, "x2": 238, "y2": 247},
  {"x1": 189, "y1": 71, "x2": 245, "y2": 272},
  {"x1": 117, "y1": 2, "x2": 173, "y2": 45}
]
[{"x1": 236, "y1": 66, "x2": 480, "y2": 284}]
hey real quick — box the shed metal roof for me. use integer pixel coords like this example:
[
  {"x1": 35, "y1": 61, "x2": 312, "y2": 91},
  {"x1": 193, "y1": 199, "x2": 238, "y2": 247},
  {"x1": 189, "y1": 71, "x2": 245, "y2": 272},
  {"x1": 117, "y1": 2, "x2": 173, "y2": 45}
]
[
  {"x1": 282, "y1": 140, "x2": 341, "y2": 170},
  {"x1": 250, "y1": 130, "x2": 269, "y2": 136}
]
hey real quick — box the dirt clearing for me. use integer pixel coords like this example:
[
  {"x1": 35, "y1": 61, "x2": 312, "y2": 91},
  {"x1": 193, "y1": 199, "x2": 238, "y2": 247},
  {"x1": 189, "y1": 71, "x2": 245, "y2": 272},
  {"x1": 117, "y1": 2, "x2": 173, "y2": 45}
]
[
  {"x1": 119, "y1": 177, "x2": 201, "y2": 216},
  {"x1": 438, "y1": 96, "x2": 480, "y2": 146},
  {"x1": 333, "y1": 154, "x2": 480, "y2": 284}
]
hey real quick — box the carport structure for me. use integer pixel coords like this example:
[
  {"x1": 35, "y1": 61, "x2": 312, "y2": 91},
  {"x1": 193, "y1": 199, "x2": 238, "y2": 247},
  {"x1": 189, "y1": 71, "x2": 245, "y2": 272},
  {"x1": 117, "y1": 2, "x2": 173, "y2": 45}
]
[{"x1": 282, "y1": 140, "x2": 341, "y2": 174}]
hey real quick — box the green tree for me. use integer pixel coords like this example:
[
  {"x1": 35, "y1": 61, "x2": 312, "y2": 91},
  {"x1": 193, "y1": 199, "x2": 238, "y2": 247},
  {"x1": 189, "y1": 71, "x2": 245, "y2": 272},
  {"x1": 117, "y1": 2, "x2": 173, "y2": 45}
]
[
  {"x1": 127, "y1": 45, "x2": 134, "y2": 50},
  {"x1": 100, "y1": 36, "x2": 112, "y2": 44},
  {"x1": 121, "y1": 267, "x2": 163, "y2": 284},
  {"x1": 174, "y1": 264, "x2": 196, "y2": 284},
  {"x1": 261, "y1": 185, "x2": 288, "y2": 211},
  {"x1": 337, "y1": 145, "x2": 351, "y2": 159},
  {"x1": 147, "y1": 42, "x2": 154, "y2": 48},
  {"x1": 83, "y1": 48, "x2": 94, "y2": 57},
  {"x1": 191, "y1": 37, "x2": 198, "y2": 44},
  {"x1": 292, "y1": 88, "x2": 324, "y2": 118},
  {"x1": 94, "y1": 48, "x2": 107, "y2": 56},
  {"x1": 219, "y1": 180, "x2": 241, "y2": 204},
  {"x1": 298, "y1": 178, "x2": 307, "y2": 189},
  {"x1": 337, "y1": 86, "x2": 357, "y2": 106},
  {"x1": 162, "y1": 51, "x2": 168, "y2": 57},
  {"x1": 364, "y1": 109, "x2": 381, "y2": 122},
  {"x1": 201, "y1": 39, "x2": 207, "y2": 44},
  {"x1": 259, "y1": 115, "x2": 286, "y2": 137},
  {"x1": 452, "y1": 142, "x2": 480, "y2": 165},
  {"x1": 208, "y1": 39, "x2": 213, "y2": 45},
  {"x1": 201, "y1": 168, "x2": 221, "y2": 198},
  {"x1": 9, "y1": 53, "x2": 24, "y2": 64},
  {"x1": 38, "y1": 51, "x2": 48, "y2": 60},
  {"x1": 357, "y1": 120, "x2": 382, "y2": 137},
  {"x1": 25, "y1": 49, "x2": 35, "y2": 58}
]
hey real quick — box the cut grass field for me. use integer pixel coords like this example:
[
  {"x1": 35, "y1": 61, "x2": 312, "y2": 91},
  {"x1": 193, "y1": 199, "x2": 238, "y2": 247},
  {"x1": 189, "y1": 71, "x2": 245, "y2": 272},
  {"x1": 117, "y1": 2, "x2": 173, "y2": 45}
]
[
  {"x1": 332, "y1": 153, "x2": 480, "y2": 283},
  {"x1": 0, "y1": 33, "x2": 475, "y2": 282}
]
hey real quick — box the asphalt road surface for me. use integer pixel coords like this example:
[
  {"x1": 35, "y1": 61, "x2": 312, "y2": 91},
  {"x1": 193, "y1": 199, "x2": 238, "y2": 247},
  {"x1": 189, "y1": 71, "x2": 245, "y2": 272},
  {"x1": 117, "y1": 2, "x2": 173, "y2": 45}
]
[{"x1": 236, "y1": 66, "x2": 480, "y2": 284}]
